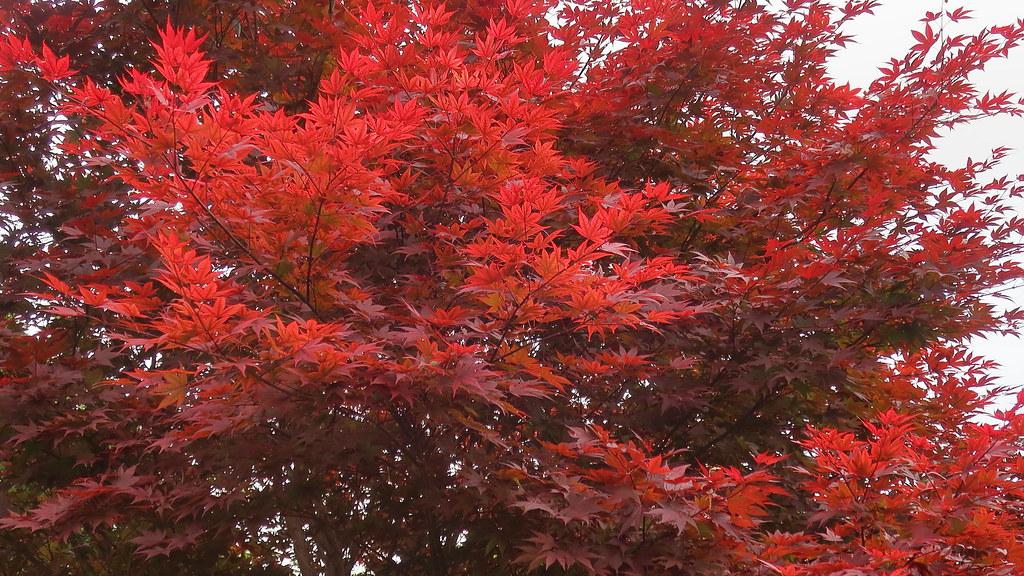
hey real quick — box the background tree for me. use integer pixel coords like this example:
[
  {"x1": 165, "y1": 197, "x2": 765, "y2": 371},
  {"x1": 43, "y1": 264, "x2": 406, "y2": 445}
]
[{"x1": 2, "y1": 0, "x2": 1024, "y2": 574}]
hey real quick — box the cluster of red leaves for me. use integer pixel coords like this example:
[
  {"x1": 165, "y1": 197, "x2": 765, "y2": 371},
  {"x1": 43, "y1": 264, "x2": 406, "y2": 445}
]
[{"x1": 2, "y1": 0, "x2": 1024, "y2": 574}]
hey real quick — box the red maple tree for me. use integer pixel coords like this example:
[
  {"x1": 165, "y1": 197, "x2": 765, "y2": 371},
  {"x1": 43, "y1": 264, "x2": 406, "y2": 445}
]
[{"x1": 2, "y1": 1, "x2": 1024, "y2": 574}]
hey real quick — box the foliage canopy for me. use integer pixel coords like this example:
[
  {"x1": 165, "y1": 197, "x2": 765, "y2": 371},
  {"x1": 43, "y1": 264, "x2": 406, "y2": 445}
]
[{"x1": 3, "y1": 0, "x2": 1024, "y2": 574}]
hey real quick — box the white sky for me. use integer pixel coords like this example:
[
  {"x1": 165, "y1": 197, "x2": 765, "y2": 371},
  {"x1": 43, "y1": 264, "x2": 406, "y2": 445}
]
[{"x1": 828, "y1": 0, "x2": 1024, "y2": 402}]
